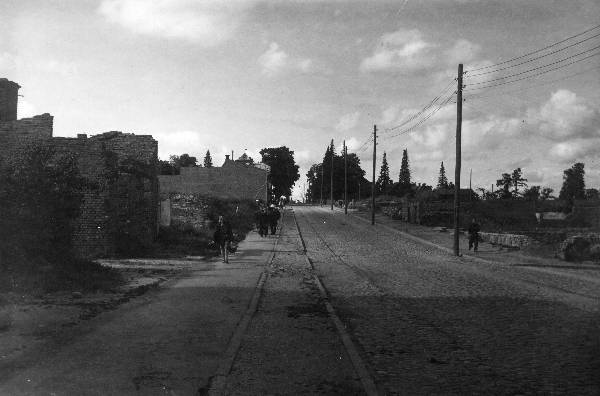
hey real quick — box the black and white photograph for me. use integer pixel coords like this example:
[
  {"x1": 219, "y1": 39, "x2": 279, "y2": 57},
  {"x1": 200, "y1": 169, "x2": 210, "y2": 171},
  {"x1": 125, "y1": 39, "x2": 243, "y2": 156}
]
[{"x1": 1, "y1": 0, "x2": 599, "y2": 394}]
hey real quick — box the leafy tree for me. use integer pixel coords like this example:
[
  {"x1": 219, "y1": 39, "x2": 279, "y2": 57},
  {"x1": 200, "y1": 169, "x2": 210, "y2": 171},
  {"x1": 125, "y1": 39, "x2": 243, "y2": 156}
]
[
  {"x1": 523, "y1": 185, "x2": 540, "y2": 201},
  {"x1": 306, "y1": 142, "x2": 366, "y2": 203},
  {"x1": 203, "y1": 150, "x2": 213, "y2": 168},
  {"x1": 511, "y1": 168, "x2": 528, "y2": 196},
  {"x1": 376, "y1": 152, "x2": 393, "y2": 195},
  {"x1": 559, "y1": 162, "x2": 585, "y2": 209},
  {"x1": 585, "y1": 188, "x2": 599, "y2": 200},
  {"x1": 496, "y1": 173, "x2": 513, "y2": 199},
  {"x1": 540, "y1": 187, "x2": 555, "y2": 200},
  {"x1": 437, "y1": 161, "x2": 449, "y2": 189},
  {"x1": 260, "y1": 146, "x2": 300, "y2": 199},
  {"x1": 158, "y1": 159, "x2": 178, "y2": 175},
  {"x1": 170, "y1": 153, "x2": 197, "y2": 168}
]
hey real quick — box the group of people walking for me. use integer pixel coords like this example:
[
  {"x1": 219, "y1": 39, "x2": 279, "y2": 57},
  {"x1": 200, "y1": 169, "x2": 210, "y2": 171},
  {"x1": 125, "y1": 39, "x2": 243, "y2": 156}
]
[
  {"x1": 212, "y1": 201, "x2": 282, "y2": 264},
  {"x1": 256, "y1": 203, "x2": 280, "y2": 237}
]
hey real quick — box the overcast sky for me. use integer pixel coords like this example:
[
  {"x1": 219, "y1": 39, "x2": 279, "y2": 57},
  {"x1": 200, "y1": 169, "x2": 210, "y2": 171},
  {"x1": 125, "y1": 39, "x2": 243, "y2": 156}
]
[{"x1": 1, "y1": 0, "x2": 599, "y2": 199}]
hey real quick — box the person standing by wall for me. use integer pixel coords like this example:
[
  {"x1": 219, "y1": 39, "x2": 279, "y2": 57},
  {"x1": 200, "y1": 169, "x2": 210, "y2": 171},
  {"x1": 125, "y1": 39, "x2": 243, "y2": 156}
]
[
  {"x1": 214, "y1": 215, "x2": 233, "y2": 263},
  {"x1": 468, "y1": 218, "x2": 481, "y2": 252}
]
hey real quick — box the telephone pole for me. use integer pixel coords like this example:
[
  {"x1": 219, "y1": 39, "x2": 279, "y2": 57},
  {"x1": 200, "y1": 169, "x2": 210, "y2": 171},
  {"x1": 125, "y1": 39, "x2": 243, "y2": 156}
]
[
  {"x1": 344, "y1": 140, "x2": 348, "y2": 215},
  {"x1": 371, "y1": 125, "x2": 377, "y2": 226},
  {"x1": 453, "y1": 63, "x2": 463, "y2": 256},
  {"x1": 330, "y1": 139, "x2": 334, "y2": 211},
  {"x1": 320, "y1": 164, "x2": 324, "y2": 206}
]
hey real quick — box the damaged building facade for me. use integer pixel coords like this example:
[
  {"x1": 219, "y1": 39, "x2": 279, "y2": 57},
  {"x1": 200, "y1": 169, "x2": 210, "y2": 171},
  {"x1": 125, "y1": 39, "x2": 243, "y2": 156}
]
[
  {"x1": 0, "y1": 78, "x2": 159, "y2": 258},
  {"x1": 158, "y1": 154, "x2": 269, "y2": 228}
]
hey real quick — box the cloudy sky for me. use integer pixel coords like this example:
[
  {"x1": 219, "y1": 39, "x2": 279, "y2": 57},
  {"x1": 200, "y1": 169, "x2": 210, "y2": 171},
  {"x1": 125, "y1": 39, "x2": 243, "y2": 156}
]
[{"x1": 1, "y1": 0, "x2": 599, "y2": 199}]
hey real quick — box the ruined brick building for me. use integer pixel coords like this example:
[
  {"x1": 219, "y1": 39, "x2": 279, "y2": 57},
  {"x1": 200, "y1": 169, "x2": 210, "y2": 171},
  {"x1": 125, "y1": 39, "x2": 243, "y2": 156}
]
[{"x1": 0, "y1": 78, "x2": 159, "y2": 258}]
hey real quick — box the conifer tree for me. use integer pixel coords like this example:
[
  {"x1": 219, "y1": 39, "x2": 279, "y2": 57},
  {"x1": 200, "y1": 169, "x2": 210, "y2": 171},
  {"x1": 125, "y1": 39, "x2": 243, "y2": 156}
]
[
  {"x1": 399, "y1": 149, "x2": 411, "y2": 186},
  {"x1": 437, "y1": 161, "x2": 449, "y2": 189},
  {"x1": 376, "y1": 152, "x2": 392, "y2": 195},
  {"x1": 203, "y1": 150, "x2": 213, "y2": 168}
]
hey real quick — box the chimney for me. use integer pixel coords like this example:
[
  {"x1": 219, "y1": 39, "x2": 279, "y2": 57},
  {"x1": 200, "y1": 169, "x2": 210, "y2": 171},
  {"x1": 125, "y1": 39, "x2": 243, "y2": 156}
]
[
  {"x1": 0, "y1": 78, "x2": 21, "y2": 121},
  {"x1": 225, "y1": 155, "x2": 230, "y2": 161}
]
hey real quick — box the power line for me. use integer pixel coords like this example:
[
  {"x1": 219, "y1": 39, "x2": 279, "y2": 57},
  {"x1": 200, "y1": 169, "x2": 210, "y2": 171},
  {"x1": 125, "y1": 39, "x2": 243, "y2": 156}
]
[
  {"x1": 464, "y1": 51, "x2": 600, "y2": 91},
  {"x1": 464, "y1": 23, "x2": 600, "y2": 73},
  {"x1": 464, "y1": 63, "x2": 600, "y2": 101},
  {"x1": 466, "y1": 44, "x2": 600, "y2": 86},
  {"x1": 382, "y1": 78, "x2": 456, "y2": 133},
  {"x1": 466, "y1": 32, "x2": 600, "y2": 77},
  {"x1": 382, "y1": 91, "x2": 456, "y2": 139}
]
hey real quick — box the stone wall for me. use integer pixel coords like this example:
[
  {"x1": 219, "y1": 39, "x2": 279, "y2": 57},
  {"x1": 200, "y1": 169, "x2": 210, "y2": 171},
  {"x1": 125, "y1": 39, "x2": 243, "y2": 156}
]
[
  {"x1": 0, "y1": 115, "x2": 158, "y2": 258},
  {"x1": 159, "y1": 161, "x2": 268, "y2": 202},
  {"x1": 53, "y1": 132, "x2": 159, "y2": 257},
  {"x1": 0, "y1": 114, "x2": 54, "y2": 161}
]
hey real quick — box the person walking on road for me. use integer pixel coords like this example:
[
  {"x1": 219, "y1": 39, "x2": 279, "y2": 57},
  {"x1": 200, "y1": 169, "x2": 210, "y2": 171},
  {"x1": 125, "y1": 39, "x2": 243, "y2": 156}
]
[
  {"x1": 214, "y1": 215, "x2": 234, "y2": 263},
  {"x1": 256, "y1": 206, "x2": 269, "y2": 237},
  {"x1": 468, "y1": 218, "x2": 481, "y2": 252},
  {"x1": 268, "y1": 204, "x2": 280, "y2": 235}
]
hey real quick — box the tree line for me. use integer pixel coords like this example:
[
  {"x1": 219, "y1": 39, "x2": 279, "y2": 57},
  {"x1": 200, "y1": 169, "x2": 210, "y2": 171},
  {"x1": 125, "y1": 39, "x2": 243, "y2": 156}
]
[{"x1": 305, "y1": 142, "x2": 598, "y2": 211}]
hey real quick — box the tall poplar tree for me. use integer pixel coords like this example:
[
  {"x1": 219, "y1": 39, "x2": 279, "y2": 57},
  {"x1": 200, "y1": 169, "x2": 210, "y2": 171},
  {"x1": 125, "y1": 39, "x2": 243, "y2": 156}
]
[
  {"x1": 203, "y1": 150, "x2": 213, "y2": 168},
  {"x1": 399, "y1": 149, "x2": 411, "y2": 186},
  {"x1": 437, "y1": 161, "x2": 449, "y2": 189},
  {"x1": 376, "y1": 152, "x2": 392, "y2": 195}
]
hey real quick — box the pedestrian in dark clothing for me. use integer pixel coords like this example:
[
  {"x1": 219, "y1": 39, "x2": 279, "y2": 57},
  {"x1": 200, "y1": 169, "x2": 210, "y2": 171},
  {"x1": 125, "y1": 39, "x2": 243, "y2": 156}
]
[
  {"x1": 214, "y1": 216, "x2": 233, "y2": 263},
  {"x1": 268, "y1": 204, "x2": 280, "y2": 235},
  {"x1": 468, "y1": 218, "x2": 481, "y2": 252},
  {"x1": 256, "y1": 207, "x2": 269, "y2": 237}
]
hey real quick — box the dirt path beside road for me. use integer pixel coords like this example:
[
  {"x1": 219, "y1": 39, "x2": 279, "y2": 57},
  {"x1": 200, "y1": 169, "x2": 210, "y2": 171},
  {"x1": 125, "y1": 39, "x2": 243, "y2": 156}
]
[{"x1": 0, "y1": 235, "x2": 272, "y2": 395}]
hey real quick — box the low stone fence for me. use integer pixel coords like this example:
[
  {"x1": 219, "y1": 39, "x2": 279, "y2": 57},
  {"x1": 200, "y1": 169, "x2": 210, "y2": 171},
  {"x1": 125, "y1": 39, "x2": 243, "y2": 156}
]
[{"x1": 479, "y1": 232, "x2": 530, "y2": 249}]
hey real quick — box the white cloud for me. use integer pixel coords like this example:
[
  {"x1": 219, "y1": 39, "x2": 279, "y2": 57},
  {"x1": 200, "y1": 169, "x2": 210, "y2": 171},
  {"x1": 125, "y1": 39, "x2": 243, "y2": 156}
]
[
  {"x1": 549, "y1": 138, "x2": 600, "y2": 163},
  {"x1": 360, "y1": 29, "x2": 435, "y2": 72},
  {"x1": 445, "y1": 39, "x2": 480, "y2": 65},
  {"x1": 258, "y1": 42, "x2": 314, "y2": 76},
  {"x1": 335, "y1": 111, "x2": 360, "y2": 131},
  {"x1": 98, "y1": 0, "x2": 255, "y2": 45},
  {"x1": 258, "y1": 42, "x2": 289, "y2": 75},
  {"x1": 532, "y1": 89, "x2": 600, "y2": 141},
  {"x1": 17, "y1": 99, "x2": 37, "y2": 119}
]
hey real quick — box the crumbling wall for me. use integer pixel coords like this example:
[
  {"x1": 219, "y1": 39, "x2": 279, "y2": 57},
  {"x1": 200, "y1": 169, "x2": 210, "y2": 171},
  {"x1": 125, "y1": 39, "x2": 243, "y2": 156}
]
[
  {"x1": 52, "y1": 132, "x2": 159, "y2": 257},
  {"x1": 0, "y1": 114, "x2": 54, "y2": 162}
]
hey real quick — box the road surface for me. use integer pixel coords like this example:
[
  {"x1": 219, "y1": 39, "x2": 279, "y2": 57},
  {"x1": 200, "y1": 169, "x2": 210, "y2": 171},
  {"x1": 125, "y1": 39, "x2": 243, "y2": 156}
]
[{"x1": 294, "y1": 205, "x2": 600, "y2": 395}]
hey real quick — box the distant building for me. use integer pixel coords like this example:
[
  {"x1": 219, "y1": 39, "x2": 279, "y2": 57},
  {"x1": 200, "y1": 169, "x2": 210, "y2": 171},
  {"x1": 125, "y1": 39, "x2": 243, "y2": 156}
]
[{"x1": 159, "y1": 153, "x2": 269, "y2": 202}]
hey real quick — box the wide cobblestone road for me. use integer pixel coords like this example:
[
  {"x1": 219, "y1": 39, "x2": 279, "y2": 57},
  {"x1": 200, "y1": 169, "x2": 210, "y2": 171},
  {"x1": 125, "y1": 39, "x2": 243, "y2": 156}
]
[{"x1": 294, "y1": 206, "x2": 600, "y2": 395}]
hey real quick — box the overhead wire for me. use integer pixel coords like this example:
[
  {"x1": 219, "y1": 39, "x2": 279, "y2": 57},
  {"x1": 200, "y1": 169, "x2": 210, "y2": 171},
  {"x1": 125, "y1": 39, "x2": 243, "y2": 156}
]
[
  {"x1": 464, "y1": 23, "x2": 600, "y2": 73},
  {"x1": 465, "y1": 44, "x2": 600, "y2": 86},
  {"x1": 381, "y1": 78, "x2": 456, "y2": 134},
  {"x1": 464, "y1": 51, "x2": 600, "y2": 91},
  {"x1": 466, "y1": 31, "x2": 600, "y2": 77}
]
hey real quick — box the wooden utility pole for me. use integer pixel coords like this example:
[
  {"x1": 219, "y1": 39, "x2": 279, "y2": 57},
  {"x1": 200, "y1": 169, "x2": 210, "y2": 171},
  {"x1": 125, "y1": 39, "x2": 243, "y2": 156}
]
[
  {"x1": 453, "y1": 64, "x2": 463, "y2": 256},
  {"x1": 344, "y1": 140, "x2": 348, "y2": 215},
  {"x1": 371, "y1": 125, "x2": 377, "y2": 225},
  {"x1": 469, "y1": 168, "x2": 472, "y2": 202},
  {"x1": 320, "y1": 165, "x2": 324, "y2": 206},
  {"x1": 330, "y1": 139, "x2": 334, "y2": 211}
]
